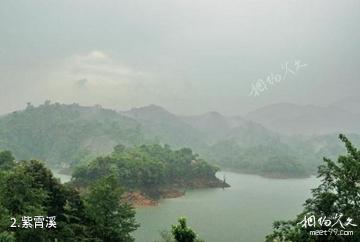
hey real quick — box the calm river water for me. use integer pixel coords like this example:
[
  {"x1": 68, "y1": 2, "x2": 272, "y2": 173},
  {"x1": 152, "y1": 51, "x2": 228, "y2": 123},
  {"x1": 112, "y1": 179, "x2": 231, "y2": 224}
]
[
  {"x1": 52, "y1": 170, "x2": 319, "y2": 242},
  {"x1": 134, "y1": 171, "x2": 319, "y2": 242}
]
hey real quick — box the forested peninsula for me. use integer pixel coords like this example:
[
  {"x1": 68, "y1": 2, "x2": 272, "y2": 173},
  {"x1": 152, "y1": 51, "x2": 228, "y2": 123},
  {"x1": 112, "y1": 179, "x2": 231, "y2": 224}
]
[{"x1": 71, "y1": 144, "x2": 228, "y2": 206}]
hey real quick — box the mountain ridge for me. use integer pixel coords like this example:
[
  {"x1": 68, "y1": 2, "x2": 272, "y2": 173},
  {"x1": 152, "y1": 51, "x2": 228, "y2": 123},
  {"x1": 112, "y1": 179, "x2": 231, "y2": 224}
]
[{"x1": 1, "y1": 101, "x2": 359, "y2": 178}]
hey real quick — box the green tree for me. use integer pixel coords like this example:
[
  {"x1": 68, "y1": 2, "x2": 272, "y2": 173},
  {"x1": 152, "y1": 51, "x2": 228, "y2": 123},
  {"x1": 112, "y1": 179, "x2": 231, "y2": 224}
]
[
  {"x1": 0, "y1": 205, "x2": 15, "y2": 242},
  {"x1": 85, "y1": 175, "x2": 139, "y2": 242},
  {"x1": 0, "y1": 232, "x2": 15, "y2": 242},
  {"x1": 171, "y1": 217, "x2": 204, "y2": 242},
  {"x1": 266, "y1": 134, "x2": 360, "y2": 242},
  {"x1": 0, "y1": 151, "x2": 15, "y2": 170},
  {"x1": 0, "y1": 161, "x2": 50, "y2": 242},
  {"x1": 0, "y1": 159, "x2": 96, "y2": 241}
]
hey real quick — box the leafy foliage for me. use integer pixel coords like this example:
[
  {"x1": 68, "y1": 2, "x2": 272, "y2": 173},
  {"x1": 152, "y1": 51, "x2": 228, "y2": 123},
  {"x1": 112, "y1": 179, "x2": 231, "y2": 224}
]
[
  {"x1": 72, "y1": 144, "x2": 220, "y2": 192},
  {"x1": 0, "y1": 152, "x2": 138, "y2": 242},
  {"x1": 155, "y1": 218, "x2": 205, "y2": 242},
  {"x1": 171, "y1": 217, "x2": 197, "y2": 242},
  {"x1": 266, "y1": 134, "x2": 360, "y2": 241},
  {"x1": 0, "y1": 102, "x2": 144, "y2": 168},
  {"x1": 1, "y1": 102, "x2": 357, "y2": 178},
  {"x1": 171, "y1": 217, "x2": 204, "y2": 242},
  {"x1": 206, "y1": 140, "x2": 310, "y2": 177},
  {"x1": 84, "y1": 175, "x2": 139, "y2": 242},
  {"x1": 0, "y1": 151, "x2": 15, "y2": 170}
]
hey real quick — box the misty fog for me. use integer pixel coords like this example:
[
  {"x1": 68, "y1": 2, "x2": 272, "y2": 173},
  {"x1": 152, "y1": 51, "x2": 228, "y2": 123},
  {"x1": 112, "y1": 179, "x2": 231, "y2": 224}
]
[{"x1": 0, "y1": 0, "x2": 359, "y2": 116}]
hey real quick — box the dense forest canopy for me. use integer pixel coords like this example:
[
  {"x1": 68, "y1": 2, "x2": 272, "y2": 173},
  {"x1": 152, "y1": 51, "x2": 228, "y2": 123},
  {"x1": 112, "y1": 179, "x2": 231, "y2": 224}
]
[
  {"x1": 0, "y1": 102, "x2": 359, "y2": 178},
  {"x1": 0, "y1": 151, "x2": 138, "y2": 242},
  {"x1": 72, "y1": 144, "x2": 223, "y2": 198},
  {"x1": 0, "y1": 146, "x2": 218, "y2": 241},
  {"x1": 0, "y1": 102, "x2": 144, "y2": 168}
]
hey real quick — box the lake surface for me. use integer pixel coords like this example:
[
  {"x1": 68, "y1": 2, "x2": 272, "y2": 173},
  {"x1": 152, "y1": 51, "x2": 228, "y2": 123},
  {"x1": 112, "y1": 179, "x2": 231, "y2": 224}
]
[
  {"x1": 134, "y1": 171, "x2": 319, "y2": 242},
  {"x1": 52, "y1": 170, "x2": 319, "y2": 242}
]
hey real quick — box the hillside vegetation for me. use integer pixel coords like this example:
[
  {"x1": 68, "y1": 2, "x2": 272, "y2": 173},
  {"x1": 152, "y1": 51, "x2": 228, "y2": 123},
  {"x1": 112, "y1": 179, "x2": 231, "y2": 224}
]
[
  {"x1": 1, "y1": 101, "x2": 358, "y2": 178},
  {"x1": 72, "y1": 144, "x2": 225, "y2": 201}
]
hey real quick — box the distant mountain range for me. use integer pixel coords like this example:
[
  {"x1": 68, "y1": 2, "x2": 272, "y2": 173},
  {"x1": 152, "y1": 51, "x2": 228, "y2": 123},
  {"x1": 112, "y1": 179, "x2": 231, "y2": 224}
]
[
  {"x1": 122, "y1": 105, "x2": 207, "y2": 150},
  {"x1": 246, "y1": 99, "x2": 360, "y2": 135},
  {"x1": 181, "y1": 112, "x2": 246, "y2": 144},
  {"x1": 0, "y1": 100, "x2": 358, "y2": 177}
]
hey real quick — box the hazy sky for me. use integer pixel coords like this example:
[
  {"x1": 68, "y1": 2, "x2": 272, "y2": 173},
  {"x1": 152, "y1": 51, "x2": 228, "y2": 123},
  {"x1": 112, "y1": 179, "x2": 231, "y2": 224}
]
[{"x1": 0, "y1": 0, "x2": 359, "y2": 115}]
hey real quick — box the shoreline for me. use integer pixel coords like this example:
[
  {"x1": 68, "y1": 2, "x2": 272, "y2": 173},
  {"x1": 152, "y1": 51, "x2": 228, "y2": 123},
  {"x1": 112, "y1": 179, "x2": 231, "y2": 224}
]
[
  {"x1": 125, "y1": 177, "x2": 229, "y2": 207},
  {"x1": 218, "y1": 168, "x2": 314, "y2": 180},
  {"x1": 123, "y1": 189, "x2": 185, "y2": 207}
]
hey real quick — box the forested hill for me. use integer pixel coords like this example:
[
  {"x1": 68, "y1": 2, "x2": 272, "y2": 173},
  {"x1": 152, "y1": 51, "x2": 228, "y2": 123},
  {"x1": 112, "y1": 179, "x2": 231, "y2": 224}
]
[
  {"x1": 0, "y1": 101, "x2": 359, "y2": 178},
  {"x1": 0, "y1": 102, "x2": 209, "y2": 168},
  {"x1": 0, "y1": 102, "x2": 145, "y2": 167},
  {"x1": 72, "y1": 144, "x2": 226, "y2": 202},
  {"x1": 122, "y1": 105, "x2": 207, "y2": 150}
]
